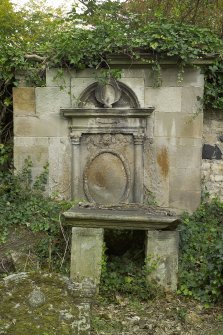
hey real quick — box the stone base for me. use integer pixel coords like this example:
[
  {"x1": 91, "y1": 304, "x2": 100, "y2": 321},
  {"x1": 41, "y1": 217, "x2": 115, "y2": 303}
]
[
  {"x1": 145, "y1": 230, "x2": 179, "y2": 291},
  {"x1": 71, "y1": 227, "x2": 104, "y2": 285}
]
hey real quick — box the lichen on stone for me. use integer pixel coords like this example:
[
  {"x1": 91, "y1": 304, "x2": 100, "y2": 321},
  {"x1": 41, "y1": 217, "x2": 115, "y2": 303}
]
[{"x1": 0, "y1": 272, "x2": 95, "y2": 335}]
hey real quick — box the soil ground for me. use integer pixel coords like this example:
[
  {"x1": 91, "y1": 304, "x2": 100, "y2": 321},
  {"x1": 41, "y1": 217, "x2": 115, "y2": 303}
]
[{"x1": 92, "y1": 294, "x2": 223, "y2": 335}]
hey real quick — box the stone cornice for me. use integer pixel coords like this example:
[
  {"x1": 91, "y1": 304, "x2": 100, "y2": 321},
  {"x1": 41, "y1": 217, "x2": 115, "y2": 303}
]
[
  {"x1": 107, "y1": 53, "x2": 217, "y2": 67},
  {"x1": 61, "y1": 107, "x2": 154, "y2": 118}
]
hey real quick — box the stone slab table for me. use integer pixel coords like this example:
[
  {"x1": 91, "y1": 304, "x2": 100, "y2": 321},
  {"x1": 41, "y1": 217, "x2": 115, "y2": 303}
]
[{"x1": 62, "y1": 204, "x2": 181, "y2": 291}]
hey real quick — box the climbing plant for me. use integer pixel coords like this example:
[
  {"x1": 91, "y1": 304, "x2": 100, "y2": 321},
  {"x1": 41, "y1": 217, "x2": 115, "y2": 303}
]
[
  {"x1": 178, "y1": 198, "x2": 223, "y2": 303},
  {"x1": 0, "y1": 0, "x2": 223, "y2": 144}
]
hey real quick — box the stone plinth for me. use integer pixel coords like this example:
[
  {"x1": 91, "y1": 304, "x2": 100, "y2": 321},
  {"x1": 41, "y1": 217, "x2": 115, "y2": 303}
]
[{"x1": 63, "y1": 204, "x2": 180, "y2": 291}]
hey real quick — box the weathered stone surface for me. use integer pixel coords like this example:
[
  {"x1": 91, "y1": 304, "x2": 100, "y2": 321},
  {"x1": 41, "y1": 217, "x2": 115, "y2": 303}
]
[
  {"x1": 181, "y1": 87, "x2": 203, "y2": 114},
  {"x1": 48, "y1": 137, "x2": 71, "y2": 199},
  {"x1": 13, "y1": 64, "x2": 206, "y2": 212},
  {"x1": 169, "y1": 168, "x2": 201, "y2": 192},
  {"x1": 119, "y1": 77, "x2": 145, "y2": 107},
  {"x1": 169, "y1": 189, "x2": 201, "y2": 212},
  {"x1": 14, "y1": 137, "x2": 49, "y2": 181},
  {"x1": 35, "y1": 86, "x2": 71, "y2": 115},
  {"x1": 14, "y1": 113, "x2": 69, "y2": 137},
  {"x1": 122, "y1": 68, "x2": 145, "y2": 78},
  {"x1": 71, "y1": 227, "x2": 104, "y2": 285},
  {"x1": 145, "y1": 87, "x2": 182, "y2": 113},
  {"x1": 144, "y1": 141, "x2": 169, "y2": 207},
  {"x1": 71, "y1": 78, "x2": 97, "y2": 106},
  {"x1": 202, "y1": 144, "x2": 222, "y2": 160},
  {"x1": 182, "y1": 68, "x2": 204, "y2": 87},
  {"x1": 202, "y1": 159, "x2": 223, "y2": 201},
  {"x1": 144, "y1": 66, "x2": 204, "y2": 87},
  {"x1": 14, "y1": 137, "x2": 71, "y2": 199},
  {"x1": 13, "y1": 87, "x2": 36, "y2": 116},
  {"x1": 0, "y1": 272, "x2": 95, "y2": 335},
  {"x1": 84, "y1": 151, "x2": 129, "y2": 204},
  {"x1": 219, "y1": 135, "x2": 223, "y2": 142},
  {"x1": 201, "y1": 110, "x2": 223, "y2": 200},
  {"x1": 46, "y1": 68, "x2": 75, "y2": 87},
  {"x1": 146, "y1": 230, "x2": 179, "y2": 291},
  {"x1": 64, "y1": 204, "x2": 180, "y2": 230},
  {"x1": 28, "y1": 289, "x2": 45, "y2": 308},
  {"x1": 154, "y1": 112, "x2": 203, "y2": 139}
]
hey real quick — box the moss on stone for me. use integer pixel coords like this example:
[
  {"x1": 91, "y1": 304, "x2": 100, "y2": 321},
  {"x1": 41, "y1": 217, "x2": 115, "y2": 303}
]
[{"x1": 0, "y1": 272, "x2": 81, "y2": 335}]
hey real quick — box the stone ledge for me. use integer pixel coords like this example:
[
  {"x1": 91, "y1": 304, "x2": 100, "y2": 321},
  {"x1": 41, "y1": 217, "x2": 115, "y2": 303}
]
[{"x1": 63, "y1": 205, "x2": 181, "y2": 230}]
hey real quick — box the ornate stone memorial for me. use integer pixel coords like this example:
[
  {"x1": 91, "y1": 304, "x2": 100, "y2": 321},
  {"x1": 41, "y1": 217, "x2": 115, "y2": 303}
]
[
  {"x1": 13, "y1": 60, "x2": 205, "y2": 292},
  {"x1": 61, "y1": 78, "x2": 180, "y2": 291},
  {"x1": 60, "y1": 79, "x2": 154, "y2": 204}
]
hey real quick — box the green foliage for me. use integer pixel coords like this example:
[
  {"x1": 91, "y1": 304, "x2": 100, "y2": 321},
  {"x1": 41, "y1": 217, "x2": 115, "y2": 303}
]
[
  {"x1": 204, "y1": 61, "x2": 223, "y2": 110},
  {"x1": 100, "y1": 250, "x2": 158, "y2": 301},
  {"x1": 54, "y1": 6, "x2": 222, "y2": 70},
  {"x1": 124, "y1": 0, "x2": 223, "y2": 36},
  {"x1": 0, "y1": 0, "x2": 222, "y2": 143},
  {"x1": 0, "y1": 153, "x2": 72, "y2": 271},
  {"x1": 178, "y1": 198, "x2": 223, "y2": 303}
]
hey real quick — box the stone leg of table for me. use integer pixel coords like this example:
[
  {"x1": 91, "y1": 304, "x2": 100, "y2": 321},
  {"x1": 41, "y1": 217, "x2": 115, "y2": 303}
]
[
  {"x1": 71, "y1": 227, "x2": 104, "y2": 285},
  {"x1": 145, "y1": 230, "x2": 179, "y2": 291}
]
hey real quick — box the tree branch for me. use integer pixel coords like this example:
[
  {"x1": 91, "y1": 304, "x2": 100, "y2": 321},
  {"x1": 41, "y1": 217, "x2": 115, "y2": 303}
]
[{"x1": 24, "y1": 54, "x2": 47, "y2": 62}]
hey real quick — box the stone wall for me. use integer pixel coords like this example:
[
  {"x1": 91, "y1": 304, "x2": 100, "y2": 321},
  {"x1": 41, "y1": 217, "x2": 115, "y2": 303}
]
[
  {"x1": 202, "y1": 110, "x2": 223, "y2": 200},
  {"x1": 13, "y1": 65, "x2": 204, "y2": 212}
]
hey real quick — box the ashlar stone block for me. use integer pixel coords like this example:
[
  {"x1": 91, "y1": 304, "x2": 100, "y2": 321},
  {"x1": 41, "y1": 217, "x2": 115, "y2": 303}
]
[
  {"x1": 169, "y1": 168, "x2": 201, "y2": 192},
  {"x1": 14, "y1": 137, "x2": 49, "y2": 182},
  {"x1": 14, "y1": 114, "x2": 69, "y2": 137},
  {"x1": 181, "y1": 87, "x2": 204, "y2": 114},
  {"x1": 122, "y1": 68, "x2": 145, "y2": 78},
  {"x1": 169, "y1": 190, "x2": 201, "y2": 212},
  {"x1": 35, "y1": 87, "x2": 71, "y2": 115},
  {"x1": 46, "y1": 68, "x2": 75, "y2": 87},
  {"x1": 71, "y1": 78, "x2": 97, "y2": 106},
  {"x1": 71, "y1": 227, "x2": 104, "y2": 285},
  {"x1": 13, "y1": 87, "x2": 35, "y2": 116},
  {"x1": 145, "y1": 87, "x2": 182, "y2": 113},
  {"x1": 154, "y1": 112, "x2": 203, "y2": 139}
]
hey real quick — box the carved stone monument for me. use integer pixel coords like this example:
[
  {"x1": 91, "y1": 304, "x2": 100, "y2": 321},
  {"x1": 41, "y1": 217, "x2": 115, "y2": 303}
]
[
  {"x1": 61, "y1": 78, "x2": 180, "y2": 291},
  {"x1": 13, "y1": 59, "x2": 205, "y2": 291},
  {"x1": 61, "y1": 79, "x2": 154, "y2": 204}
]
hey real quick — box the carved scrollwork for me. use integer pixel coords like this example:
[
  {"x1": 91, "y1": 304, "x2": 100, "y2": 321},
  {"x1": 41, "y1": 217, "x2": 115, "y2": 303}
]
[{"x1": 83, "y1": 134, "x2": 132, "y2": 151}]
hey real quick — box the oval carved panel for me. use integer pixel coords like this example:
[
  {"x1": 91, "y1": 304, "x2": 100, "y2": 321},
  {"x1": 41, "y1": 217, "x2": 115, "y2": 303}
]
[{"x1": 84, "y1": 150, "x2": 130, "y2": 204}]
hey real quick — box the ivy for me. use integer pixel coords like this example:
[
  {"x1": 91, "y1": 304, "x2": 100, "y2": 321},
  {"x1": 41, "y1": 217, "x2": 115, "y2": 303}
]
[
  {"x1": 204, "y1": 61, "x2": 223, "y2": 110},
  {"x1": 0, "y1": 0, "x2": 223, "y2": 144},
  {"x1": 178, "y1": 198, "x2": 223, "y2": 303}
]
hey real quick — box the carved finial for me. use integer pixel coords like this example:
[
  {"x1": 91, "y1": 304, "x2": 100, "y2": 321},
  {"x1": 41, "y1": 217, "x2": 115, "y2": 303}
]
[{"x1": 95, "y1": 78, "x2": 121, "y2": 108}]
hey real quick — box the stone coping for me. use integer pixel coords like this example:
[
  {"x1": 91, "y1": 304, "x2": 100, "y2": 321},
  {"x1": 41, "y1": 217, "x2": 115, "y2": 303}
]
[
  {"x1": 107, "y1": 53, "x2": 217, "y2": 66},
  {"x1": 63, "y1": 204, "x2": 181, "y2": 230}
]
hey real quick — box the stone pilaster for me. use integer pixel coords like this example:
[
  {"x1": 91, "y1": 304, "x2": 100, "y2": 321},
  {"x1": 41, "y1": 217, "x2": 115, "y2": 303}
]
[
  {"x1": 133, "y1": 134, "x2": 144, "y2": 203},
  {"x1": 71, "y1": 134, "x2": 81, "y2": 200}
]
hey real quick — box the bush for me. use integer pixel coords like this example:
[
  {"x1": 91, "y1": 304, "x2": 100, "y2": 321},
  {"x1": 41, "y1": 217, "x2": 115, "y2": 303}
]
[
  {"x1": 100, "y1": 242, "x2": 159, "y2": 301},
  {"x1": 178, "y1": 198, "x2": 223, "y2": 303},
  {"x1": 0, "y1": 151, "x2": 72, "y2": 272}
]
